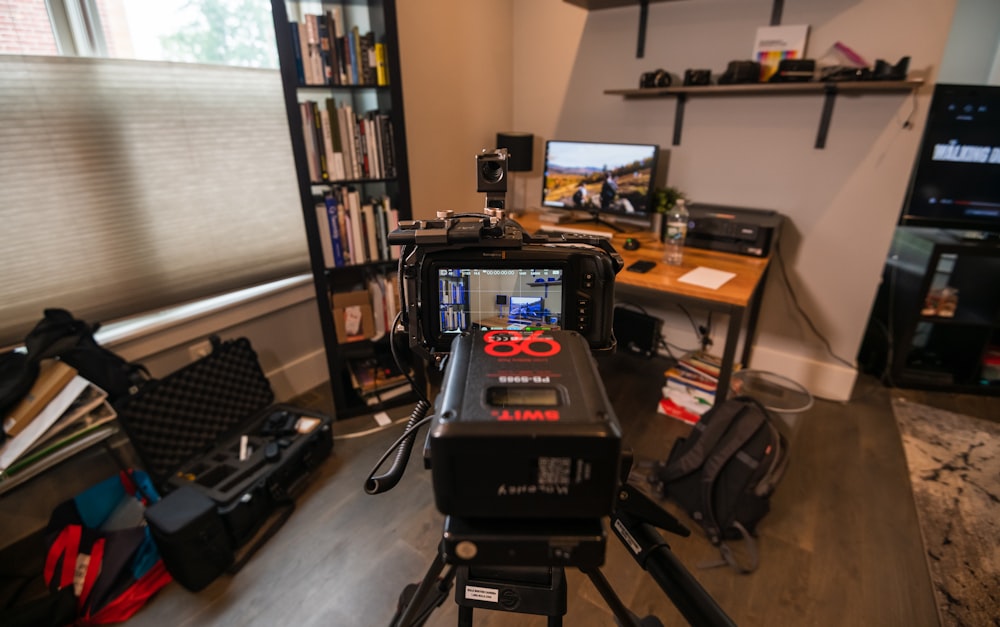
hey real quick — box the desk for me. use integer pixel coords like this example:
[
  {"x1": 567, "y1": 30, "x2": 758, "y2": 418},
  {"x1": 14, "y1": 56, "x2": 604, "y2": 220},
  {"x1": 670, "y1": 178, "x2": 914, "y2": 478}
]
[{"x1": 516, "y1": 212, "x2": 773, "y2": 403}]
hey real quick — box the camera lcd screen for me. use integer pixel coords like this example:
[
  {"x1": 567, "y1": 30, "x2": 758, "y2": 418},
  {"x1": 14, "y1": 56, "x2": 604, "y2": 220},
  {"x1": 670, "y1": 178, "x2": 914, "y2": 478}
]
[
  {"x1": 486, "y1": 387, "x2": 561, "y2": 407},
  {"x1": 436, "y1": 267, "x2": 563, "y2": 335}
]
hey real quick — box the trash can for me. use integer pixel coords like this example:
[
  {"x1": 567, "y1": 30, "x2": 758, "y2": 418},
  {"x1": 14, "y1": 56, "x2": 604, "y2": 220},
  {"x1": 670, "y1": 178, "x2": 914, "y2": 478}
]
[{"x1": 730, "y1": 369, "x2": 813, "y2": 429}]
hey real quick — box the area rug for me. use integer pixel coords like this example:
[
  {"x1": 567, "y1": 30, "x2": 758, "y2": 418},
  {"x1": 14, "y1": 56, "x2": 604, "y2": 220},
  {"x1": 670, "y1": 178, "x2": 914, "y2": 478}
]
[{"x1": 891, "y1": 396, "x2": 1000, "y2": 627}]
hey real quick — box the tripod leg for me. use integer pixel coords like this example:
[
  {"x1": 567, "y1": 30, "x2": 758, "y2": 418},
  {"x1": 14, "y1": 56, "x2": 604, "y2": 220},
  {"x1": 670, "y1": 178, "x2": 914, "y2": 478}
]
[
  {"x1": 394, "y1": 551, "x2": 454, "y2": 627},
  {"x1": 457, "y1": 604, "x2": 473, "y2": 627},
  {"x1": 581, "y1": 568, "x2": 645, "y2": 627}
]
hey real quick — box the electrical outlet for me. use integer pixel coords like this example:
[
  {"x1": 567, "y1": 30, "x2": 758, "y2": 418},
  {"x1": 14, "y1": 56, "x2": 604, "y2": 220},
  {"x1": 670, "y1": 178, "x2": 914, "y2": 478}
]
[{"x1": 188, "y1": 339, "x2": 212, "y2": 361}]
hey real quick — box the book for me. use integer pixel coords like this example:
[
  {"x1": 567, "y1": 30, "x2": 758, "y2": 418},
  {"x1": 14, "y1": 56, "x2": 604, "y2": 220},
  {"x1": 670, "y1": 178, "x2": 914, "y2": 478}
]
[
  {"x1": 374, "y1": 42, "x2": 389, "y2": 86},
  {"x1": 0, "y1": 374, "x2": 90, "y2": 471},
  {"x1": 675, "y1": 351, "x2": 725, "y2": 381},
  {"x1": 315, "y1": 202, "x2": 335, "y2": 267},
  {"x1": 301, "y1": 102, "x2": 320, "y2": 182},
  {"x1": 657, "y1": 396, "x2": 702, "y2": 426},
  {"x1": 346, "y1": 189, "x2": 366, "y2": 263},
  {"x1": 23, "y1": 381, "x2": 108, "y2": 449},
  {"x1": 324, "y1": 193, "x2": 346, "y2": 267},
  {"x1": 752, "y1": 24, "x2": 809, "y2": 82},
  {"x1": 361, "y1": 201, "x2": 379, "y2": 262},
  {"x1": 318, "y1": 108, "x2": 341, "y2": 181},
  {"x1": 0, "y1": 422, "x2": 117, "y2": 490},
  {"x1": 364, "y1": 381, "x2": 411, "y2": 406},
  {"x1": 325, "y1": 8, "x2": 347, "y2": 85},
  {"x1": 367, "y1": 276, "x2": 387, "y2": 341},
  {"x1": 348, "y1": 353, "x2": 410, "y2": 396},
  {"x1": 3, "y1": 359, "x2": 78, "y2": 438},
  {"x1": 324, "y1": 98, "x2": 346, "y2": 180},
  {"x1": 13, "y1": 400, "x2": 116, "y2": 474}
]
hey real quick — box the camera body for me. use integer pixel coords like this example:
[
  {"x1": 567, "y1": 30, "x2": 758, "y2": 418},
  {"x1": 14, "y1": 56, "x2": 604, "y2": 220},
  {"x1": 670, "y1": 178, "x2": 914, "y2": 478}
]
[{"x1": 639, "y1": 68, "x2": 672, "y2": 89}]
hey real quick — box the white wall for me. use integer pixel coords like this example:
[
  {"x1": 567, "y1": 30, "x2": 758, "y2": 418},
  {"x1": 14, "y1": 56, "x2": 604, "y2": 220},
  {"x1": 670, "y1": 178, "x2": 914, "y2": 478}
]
[
  {"x1": 939, "y1": 0, "x2": 1000, "y2": 85},
  {"x1": 396, "y1": 0, "x2": 515, "y2": 219},
  {"x1": 506, "y1": 0, "x2": 958, "y2": 400}
]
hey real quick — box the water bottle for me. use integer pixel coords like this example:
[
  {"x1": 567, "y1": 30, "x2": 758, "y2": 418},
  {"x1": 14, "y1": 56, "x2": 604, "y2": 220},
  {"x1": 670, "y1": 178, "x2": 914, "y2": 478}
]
[{"x1": 664, "y1": 198, "x2": 689, "y2": 266}]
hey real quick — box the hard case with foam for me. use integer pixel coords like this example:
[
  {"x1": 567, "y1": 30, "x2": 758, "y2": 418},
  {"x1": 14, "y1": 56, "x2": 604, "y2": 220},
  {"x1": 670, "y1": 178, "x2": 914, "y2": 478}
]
[{"x1": 116, "y1": 337, "x2": 332, "y2": 590}]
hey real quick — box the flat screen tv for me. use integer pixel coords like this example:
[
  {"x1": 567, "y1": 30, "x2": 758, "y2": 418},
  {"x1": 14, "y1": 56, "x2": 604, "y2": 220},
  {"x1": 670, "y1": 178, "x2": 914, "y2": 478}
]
[
  {"x1": 900, "y1": 83, "x2": 1000, "y2": 233},
  {"x1": 541, "y1": 140, "x2": 659, "y2": 231}
]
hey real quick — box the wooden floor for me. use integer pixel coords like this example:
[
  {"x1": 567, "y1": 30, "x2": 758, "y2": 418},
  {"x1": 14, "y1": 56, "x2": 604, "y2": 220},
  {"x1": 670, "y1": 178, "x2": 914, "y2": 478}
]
[{"x1": 122, "y1": 352, "x2": 985, "y2": 627}]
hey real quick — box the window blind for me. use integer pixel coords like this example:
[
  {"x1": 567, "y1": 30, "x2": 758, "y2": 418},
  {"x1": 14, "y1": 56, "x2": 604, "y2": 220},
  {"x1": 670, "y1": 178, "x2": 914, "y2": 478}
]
[{"x1": 0, "y1": 55, "x2": 309, "y2": 347}]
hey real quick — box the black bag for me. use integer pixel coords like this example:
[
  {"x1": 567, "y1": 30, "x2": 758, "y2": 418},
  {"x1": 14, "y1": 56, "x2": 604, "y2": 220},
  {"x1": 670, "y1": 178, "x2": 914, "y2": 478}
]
[
  {"x1": 653, "y1": 397, "x2": 789, "y2": 573},
  {"x1": 0, "y1": 309, "x2": 148, "y2": 429}
]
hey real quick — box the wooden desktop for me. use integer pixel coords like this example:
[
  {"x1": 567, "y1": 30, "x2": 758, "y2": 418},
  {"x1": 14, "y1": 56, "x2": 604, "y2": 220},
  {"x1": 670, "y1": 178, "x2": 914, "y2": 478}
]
[{"x1": 515, "y1": 211, "x2": 773, "y2": 403}]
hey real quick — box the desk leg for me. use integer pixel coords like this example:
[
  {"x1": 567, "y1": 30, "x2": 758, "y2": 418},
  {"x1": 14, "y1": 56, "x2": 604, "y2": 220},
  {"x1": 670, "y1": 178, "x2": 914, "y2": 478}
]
[
  {"x1": 716, "y1": 307, "x2": 744, "y2": 405},
  {"x1": 740, "y1": 263, "x2": 771, "y2": 367}
]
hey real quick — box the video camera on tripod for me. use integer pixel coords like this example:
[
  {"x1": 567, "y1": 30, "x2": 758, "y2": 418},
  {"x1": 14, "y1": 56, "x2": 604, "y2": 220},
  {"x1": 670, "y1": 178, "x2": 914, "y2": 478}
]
[{"x1": 364, "y1": 149, "x2": 734, "y2": 626}]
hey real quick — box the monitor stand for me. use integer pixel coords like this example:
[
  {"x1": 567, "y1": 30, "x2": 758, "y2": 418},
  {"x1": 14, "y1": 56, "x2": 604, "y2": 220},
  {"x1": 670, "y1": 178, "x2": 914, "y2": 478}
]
[{"x1": 568, "y1": 211, "x2": 623, "y2": 232}]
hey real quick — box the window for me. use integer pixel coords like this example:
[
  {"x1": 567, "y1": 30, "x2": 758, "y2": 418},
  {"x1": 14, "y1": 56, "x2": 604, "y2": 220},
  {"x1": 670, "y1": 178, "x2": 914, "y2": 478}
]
[
  {"x1": 0, "y1": 1, "x2": 308, "y2": 347},
  {"x1": 1, "y1": 0, "x2": 278, "y2": 68}
]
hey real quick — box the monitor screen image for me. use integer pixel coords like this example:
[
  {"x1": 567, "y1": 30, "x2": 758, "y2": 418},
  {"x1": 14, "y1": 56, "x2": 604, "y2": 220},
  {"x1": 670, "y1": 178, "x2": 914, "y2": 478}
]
[
  {"x1": 435, "y1": 267, "x2": 563, "y2": 334},
  {"x1": 900, "y1": 83, "x2": 1000, "y2": 233},
  {"x1": 541, "y1": 140, "x2": 659, "y2": 217},
  {"x1": 507, "y1": 296, "x2": 545, "y2": 325}
]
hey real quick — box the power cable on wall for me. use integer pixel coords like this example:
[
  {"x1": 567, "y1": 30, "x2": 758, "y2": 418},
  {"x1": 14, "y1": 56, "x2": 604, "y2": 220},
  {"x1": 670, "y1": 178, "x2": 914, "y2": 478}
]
[{"x1": 775, "y1": 239, "x2": 855, "y2": 369}]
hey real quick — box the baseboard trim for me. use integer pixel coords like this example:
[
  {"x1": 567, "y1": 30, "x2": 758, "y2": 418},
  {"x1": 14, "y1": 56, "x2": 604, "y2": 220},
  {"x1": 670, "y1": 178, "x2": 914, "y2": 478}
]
[
  {"x1": 749, "y1": 345, "x2": 857, "y2": 402},
  {"x1": 267, "y1": 347, "x2": 328, "y2": 403}
]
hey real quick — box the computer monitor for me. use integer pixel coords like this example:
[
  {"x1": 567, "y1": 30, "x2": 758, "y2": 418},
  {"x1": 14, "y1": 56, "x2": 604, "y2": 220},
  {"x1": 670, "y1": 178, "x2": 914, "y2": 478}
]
[{"x1": 541, "y1": 140, "x2": 659, "y2": 231}]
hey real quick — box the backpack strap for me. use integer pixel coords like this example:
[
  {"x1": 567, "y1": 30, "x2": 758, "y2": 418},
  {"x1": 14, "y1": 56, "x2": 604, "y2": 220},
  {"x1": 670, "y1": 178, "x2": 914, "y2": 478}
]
[
  {"x1": 754, "y1": 421, "x2": 789, "y2": 497},
  {"x1": 699, "y1": 522, "x2": 760, "y2": 574},
  {"x1": 698, "y1": 399, "x2": 768, "y2": 545},
  {"x1": 658, "y1": 399, "x2": 747, "y2": 483}
]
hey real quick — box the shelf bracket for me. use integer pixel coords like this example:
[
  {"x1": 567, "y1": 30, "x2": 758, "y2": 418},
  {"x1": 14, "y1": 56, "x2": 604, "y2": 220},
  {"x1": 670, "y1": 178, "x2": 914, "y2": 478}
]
[
  {"x1": 636, "y1": 0, "x2": 649, "y2": 58},
  {"x1": 815, "y1": 84, "x2": 838, "y2": 149},
  {"x1": 672, "y1": 92, "x2": 687, "y2": 146},
  {"x1": 770, "y1": 0, "x2": 784, "y2": 25}
]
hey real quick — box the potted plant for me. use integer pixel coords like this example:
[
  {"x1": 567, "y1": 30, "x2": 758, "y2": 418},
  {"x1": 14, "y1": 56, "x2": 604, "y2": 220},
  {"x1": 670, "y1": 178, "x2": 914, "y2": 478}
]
[{"x1": 651, "y1": 186, "x2": 685, "y2": 241}]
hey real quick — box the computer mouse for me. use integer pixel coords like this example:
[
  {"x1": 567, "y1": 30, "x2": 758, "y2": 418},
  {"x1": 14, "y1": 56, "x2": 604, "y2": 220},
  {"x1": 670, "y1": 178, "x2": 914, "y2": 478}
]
[{"x1": 623, "y1": 238, "x2": 640, "y2": 251}]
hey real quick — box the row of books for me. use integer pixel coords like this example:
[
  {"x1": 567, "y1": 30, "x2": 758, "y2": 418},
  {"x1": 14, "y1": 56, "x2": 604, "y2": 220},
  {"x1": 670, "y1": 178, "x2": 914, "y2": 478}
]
[
  {"x1": 347, "y1": 351, "x2": 412, "y2": 407},
  {"x1": 300, "y1": 99, "x2": 397, "y2": 183},
  {"x1": 315, "y1": 188, "x2": 400, "y2": 268},
  {"x1": 656, "y1": 351, "x2": 726, "y2": 425},
  {"x1": 289, "y1": 9, "x2": 388, "y2": 87},
  {"x1": 1, "y1": 360, "x2": 118, "y2": 489}
]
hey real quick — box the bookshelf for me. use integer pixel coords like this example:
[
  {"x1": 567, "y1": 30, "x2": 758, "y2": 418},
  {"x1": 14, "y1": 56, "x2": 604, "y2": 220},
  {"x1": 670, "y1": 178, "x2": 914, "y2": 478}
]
[{"x1": 270, "y1": 0, "x2": 418, "y2": 419}]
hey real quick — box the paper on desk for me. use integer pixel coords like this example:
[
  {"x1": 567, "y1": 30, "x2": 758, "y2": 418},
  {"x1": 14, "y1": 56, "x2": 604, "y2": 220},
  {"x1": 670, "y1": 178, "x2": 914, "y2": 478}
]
[{"x1": 678, "y1": 266, "x2": 736, "y2": 290}]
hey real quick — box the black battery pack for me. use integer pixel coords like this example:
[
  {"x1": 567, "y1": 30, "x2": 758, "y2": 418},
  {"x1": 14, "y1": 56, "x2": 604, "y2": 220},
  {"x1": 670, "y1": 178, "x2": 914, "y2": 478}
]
[{"x1": 429, "y1": 330, "x2": 622, "y2": 520}]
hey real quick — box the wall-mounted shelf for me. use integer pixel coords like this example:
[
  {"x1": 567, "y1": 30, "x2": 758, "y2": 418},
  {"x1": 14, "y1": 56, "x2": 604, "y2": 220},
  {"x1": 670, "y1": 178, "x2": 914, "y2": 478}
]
[{"x1": 605, "y1": 80, "x2": 923, "y2": 148}]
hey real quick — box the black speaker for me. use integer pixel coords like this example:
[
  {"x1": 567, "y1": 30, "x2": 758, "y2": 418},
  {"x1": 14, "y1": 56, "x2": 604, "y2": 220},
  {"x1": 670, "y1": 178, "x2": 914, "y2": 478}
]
[
  {"x1": 613, "y1": 307, "x2": 662, "y2": 358},
  {"x1": 496, "y1": 132, "x2": 534, "y2": 172}
]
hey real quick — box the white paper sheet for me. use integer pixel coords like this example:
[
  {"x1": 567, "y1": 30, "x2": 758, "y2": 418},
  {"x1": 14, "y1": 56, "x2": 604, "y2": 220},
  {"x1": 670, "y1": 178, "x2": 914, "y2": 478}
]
[{"x1": 678, "y1": 266, "x2": 737, "y2": 290}]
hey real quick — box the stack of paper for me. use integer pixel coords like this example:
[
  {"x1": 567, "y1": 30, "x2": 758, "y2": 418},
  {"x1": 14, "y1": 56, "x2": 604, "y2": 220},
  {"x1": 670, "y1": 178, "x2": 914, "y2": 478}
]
[{"x1": 1, "y1": 359, "x2": 117, "y2": 486}]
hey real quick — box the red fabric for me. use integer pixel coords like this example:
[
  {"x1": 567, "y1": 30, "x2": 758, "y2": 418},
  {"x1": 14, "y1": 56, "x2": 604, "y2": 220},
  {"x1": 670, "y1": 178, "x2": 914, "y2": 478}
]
[
  {"x1": 44, "y1": 524, "x2": 82, "y2": 590},
  {"x1": 80, "y1": 560, "x2": 172, "y2": 626},
  {"x1": 76, "y1": 537, "x2": 105, "y2": 612}
]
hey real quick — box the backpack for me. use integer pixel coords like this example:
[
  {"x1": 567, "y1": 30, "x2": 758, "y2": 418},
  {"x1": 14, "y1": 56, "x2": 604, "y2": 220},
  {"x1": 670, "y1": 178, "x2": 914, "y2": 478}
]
[
  {"x1": 0, "y1": 310, "x2": 149, "y2": 443},
  {"x1": 652, "y1": 396, "x2": 789, "y2": 573}
]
